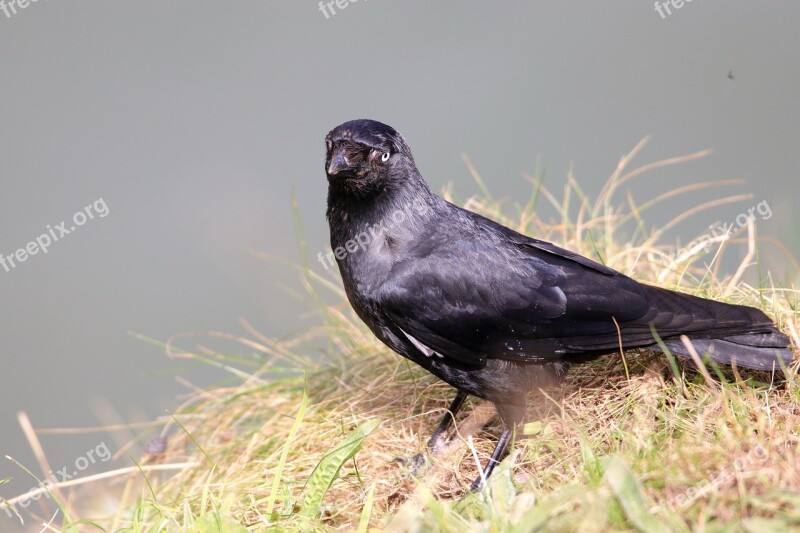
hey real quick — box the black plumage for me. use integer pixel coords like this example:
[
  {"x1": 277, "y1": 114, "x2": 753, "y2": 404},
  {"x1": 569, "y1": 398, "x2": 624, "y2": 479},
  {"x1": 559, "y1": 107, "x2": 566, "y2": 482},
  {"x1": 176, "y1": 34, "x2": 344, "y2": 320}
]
[{"x1": 324, "y1": 119, "x2": 793, "y2": 488}]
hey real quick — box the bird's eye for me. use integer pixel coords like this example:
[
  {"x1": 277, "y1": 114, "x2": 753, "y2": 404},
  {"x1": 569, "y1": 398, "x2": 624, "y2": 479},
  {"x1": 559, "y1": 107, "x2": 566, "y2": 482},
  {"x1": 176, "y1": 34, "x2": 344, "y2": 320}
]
[{"x1": 381, "y1": 152, "x2": 390, "y2": 162}]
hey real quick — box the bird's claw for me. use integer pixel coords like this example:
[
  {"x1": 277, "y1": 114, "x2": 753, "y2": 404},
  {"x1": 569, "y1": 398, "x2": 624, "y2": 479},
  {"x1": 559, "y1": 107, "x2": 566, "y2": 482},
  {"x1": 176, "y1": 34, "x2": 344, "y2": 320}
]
[{"x1": 392, "y1": 452, "x2": 431, "y2": 477}]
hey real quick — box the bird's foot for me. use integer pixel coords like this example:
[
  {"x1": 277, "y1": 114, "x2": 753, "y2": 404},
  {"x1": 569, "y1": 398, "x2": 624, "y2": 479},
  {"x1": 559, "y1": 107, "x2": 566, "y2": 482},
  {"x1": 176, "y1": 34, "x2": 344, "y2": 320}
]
[
  {"x1": 392, "y1": 452, "x2": 431, "y2": 478},
  {"x1": 392, "y1": 431, "x2": 453, "y2": 478},
  {"x1": 469, "y1": 474, "x2": 486, "y2": 492}
]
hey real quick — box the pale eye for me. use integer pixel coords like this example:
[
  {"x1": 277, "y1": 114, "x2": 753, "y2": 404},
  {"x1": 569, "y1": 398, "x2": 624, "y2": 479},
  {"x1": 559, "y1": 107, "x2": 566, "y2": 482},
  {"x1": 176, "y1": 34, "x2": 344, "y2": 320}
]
[{"x1": 381, "y1": 152, "x2": 390, "y2": 162}]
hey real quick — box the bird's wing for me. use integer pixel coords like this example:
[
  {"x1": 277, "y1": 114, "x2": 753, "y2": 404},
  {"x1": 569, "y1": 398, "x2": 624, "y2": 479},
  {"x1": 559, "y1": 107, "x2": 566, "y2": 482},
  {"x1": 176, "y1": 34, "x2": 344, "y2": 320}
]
[
  {"x1": 377, "y1": 201, "x2": 777, "y2": 366},
  {"x1": 514, "y1": 237, "x2": 617, "y2": 276},
  {"x1": 375, "y1": 228, "x2": 656, "y2": 366},
  {"x1": 377, "y1": 253, "x2": 562, "y2": 367}
]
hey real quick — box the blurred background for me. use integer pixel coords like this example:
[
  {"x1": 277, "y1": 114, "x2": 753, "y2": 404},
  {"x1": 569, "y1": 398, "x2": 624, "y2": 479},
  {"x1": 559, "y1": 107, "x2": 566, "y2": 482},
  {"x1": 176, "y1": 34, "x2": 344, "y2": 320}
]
[{"x1": 1, "y1": 1, "x2": 798, "y2": 521}]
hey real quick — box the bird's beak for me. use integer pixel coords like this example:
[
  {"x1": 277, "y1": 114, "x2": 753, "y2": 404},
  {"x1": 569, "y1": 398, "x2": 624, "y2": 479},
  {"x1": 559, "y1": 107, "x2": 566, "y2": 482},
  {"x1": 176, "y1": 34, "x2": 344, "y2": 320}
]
[{"x1": 327, "y1": 151, "x2": 355, "y2": 177}]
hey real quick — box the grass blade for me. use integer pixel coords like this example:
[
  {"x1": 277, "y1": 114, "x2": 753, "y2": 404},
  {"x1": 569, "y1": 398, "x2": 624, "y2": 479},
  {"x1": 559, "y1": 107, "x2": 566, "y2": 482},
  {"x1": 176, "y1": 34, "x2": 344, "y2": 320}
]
[
  {"x1": 300, "y1": 418, "x2": 380, "y2": 518},
  {"x1": 604, "y1": 455, "x2": 670, "y2": 533},
  {"x1": 356, "y1": 482, "x2": 376, "y2": 533},
  {"x1": 266, "y1": 389, "x2": 309, "y2": 517}
]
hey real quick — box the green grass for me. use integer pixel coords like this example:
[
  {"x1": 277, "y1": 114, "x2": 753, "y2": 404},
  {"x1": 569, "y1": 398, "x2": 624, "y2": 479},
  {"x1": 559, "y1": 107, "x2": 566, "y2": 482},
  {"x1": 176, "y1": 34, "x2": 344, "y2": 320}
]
[{"x1": 4, "y1": 139, "x2": 799, "y2": 532}]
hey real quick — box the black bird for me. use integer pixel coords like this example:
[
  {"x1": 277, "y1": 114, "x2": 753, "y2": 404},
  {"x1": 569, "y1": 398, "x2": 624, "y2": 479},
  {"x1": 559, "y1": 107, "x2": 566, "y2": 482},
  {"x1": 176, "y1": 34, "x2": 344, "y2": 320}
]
[{"x1": 324, "y1": 119, "x2": 793, "y2": 489}]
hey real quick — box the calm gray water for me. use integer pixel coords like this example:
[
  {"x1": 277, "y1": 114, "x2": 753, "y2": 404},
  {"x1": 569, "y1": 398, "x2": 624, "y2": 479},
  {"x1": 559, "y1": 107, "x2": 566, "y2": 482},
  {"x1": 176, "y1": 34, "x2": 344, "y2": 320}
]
[{"x1": 1, "y1": 1, "x2": 798, "y2": 524}]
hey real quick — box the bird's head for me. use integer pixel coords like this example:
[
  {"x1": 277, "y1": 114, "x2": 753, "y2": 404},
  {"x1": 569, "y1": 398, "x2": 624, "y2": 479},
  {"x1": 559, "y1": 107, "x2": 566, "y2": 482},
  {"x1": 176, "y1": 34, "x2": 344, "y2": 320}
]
[{"x1": 325, "y1": 119, "x2": 417, "y2": 198}]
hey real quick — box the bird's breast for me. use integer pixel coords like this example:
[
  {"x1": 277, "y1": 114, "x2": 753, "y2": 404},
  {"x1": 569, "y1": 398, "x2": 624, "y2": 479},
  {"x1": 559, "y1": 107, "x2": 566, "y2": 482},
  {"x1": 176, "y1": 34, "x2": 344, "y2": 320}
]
[{"x1": 333, "y1": 227, "x2": 396, "y2": 297}]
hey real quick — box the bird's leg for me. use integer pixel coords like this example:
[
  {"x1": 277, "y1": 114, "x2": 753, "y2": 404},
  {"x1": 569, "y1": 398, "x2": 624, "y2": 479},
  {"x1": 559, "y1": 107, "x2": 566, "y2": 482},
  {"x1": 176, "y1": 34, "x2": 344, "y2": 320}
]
[
  {"x1": 470, "y1": 428, "x2": 513, "y2": 491},
  {"x1": 395, "y1": 390, "x2": 468, "y2": 475},
  {"x1": 427, "y1": 390, "x2": 468, "y2": 454},
  {"x1": 469, "y1": 400, "x2": 524, "y2": 491}
]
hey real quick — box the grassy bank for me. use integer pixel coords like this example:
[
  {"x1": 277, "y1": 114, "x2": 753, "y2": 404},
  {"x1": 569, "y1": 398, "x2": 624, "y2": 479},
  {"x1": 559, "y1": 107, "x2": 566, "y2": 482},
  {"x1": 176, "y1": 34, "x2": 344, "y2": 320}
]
[{"x1": 6, "y1": 140, "x2": 799, "y2": 532}]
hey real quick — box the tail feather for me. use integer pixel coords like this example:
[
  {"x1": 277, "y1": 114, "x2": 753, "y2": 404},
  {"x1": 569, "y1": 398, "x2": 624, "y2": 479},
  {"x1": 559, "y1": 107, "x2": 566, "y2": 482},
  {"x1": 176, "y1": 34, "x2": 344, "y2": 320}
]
[
  {"x1": 663, "y1": 334, "x2": 792, "y2": 371},
  {"x1": 642, "y1": 285, "x2": 794, "y2": 371}
]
